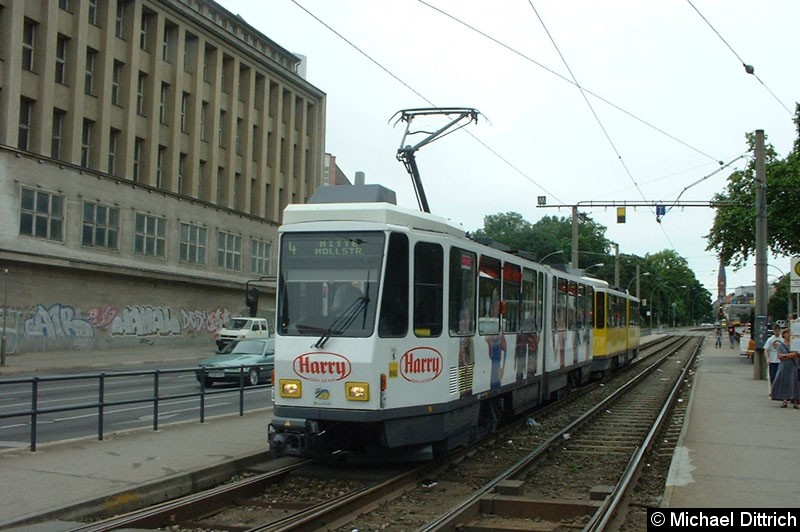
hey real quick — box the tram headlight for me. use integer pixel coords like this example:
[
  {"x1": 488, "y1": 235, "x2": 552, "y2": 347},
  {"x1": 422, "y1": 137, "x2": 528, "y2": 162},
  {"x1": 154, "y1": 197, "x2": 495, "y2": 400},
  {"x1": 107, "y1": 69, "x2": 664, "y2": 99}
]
[
  {"x1": 345, "y1": 382, "x2": 369, "y2": 401},
  {"x1": 279, "y1": 379, "x2": 302, "y2": 398}
]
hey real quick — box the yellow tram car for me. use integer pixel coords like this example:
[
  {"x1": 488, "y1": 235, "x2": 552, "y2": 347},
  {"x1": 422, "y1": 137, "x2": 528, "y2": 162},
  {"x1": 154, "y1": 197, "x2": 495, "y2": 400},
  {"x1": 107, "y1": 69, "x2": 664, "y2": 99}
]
[{"x1": 592, "y1": 285, "x2": 640, "y2": 373}]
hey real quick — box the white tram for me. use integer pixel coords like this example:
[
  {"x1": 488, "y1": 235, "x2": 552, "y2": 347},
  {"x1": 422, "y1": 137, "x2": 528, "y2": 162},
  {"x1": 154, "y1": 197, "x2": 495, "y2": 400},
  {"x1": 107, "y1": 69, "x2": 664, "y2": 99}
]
[{"x1": 268, "y1": 185, "x2": 637, "y2": 458}]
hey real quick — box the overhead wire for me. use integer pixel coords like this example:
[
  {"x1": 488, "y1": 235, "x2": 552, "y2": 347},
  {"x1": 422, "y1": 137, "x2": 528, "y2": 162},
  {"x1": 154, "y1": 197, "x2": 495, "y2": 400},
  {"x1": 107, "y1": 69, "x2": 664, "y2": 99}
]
[
  {"x1": 417, "y1": 0, "x2": 723, "y2": 165},
  {"x1": 686, "y1": 0, "x2": 793, "y2": 116},
  {"x1": 525, "y1": 1, "x2": 676, "y2": 248},
  {"x1": 289, "y1": 0, "x2": 566, "y2": 203}
]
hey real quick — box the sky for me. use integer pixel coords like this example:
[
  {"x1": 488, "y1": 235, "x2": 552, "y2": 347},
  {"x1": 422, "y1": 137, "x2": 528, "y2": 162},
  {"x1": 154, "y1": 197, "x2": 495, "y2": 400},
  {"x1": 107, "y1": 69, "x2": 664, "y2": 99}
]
[{"x1": 216, "y1": 0, "x2": 799, "y2": 296}]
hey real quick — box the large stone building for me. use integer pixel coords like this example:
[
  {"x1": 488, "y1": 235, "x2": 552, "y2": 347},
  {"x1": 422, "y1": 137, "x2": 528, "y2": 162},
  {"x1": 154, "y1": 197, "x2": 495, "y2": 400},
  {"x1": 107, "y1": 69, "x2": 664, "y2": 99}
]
[{"x1": 0, "y1": 0, "x2": 326, "y2": 354}]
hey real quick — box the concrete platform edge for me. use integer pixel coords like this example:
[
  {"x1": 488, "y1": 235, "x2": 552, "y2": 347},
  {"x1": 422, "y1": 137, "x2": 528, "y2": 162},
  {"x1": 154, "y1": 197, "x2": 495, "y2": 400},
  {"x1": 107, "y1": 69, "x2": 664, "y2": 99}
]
[{"x1": 0, "y1": 451, "x2": 266, "y2": 529}]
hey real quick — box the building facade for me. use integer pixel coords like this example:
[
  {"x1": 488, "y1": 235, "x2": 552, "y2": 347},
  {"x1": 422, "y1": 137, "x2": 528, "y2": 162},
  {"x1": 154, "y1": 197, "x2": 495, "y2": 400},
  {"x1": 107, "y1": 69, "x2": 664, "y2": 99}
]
[{"x1": 0, "y1": 0, "x2": 326, "y2": 354}]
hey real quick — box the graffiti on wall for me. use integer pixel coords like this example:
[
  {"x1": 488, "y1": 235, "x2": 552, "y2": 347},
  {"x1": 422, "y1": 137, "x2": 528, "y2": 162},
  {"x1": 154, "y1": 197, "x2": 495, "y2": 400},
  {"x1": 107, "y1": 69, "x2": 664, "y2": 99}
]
[
  {"x1": 2, "y1": 303, "x2": 234, "y2": 354},
  {"x1": 24, "y1": 304, "x2": 95, "y2": 338},
  {"x1": 110, "y1": 305, "x2": 182, "y2": 337},
  {"x1": 181, "y1": 307, "x2": 231, "y2": 334}
]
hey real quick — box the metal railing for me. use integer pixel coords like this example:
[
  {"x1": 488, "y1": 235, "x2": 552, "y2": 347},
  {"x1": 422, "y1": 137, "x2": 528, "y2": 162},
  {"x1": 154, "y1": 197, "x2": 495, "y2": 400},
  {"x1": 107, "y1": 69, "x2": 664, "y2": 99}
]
[{"x1": 0, "y1": 365, "x2": 270, "y2": 452}]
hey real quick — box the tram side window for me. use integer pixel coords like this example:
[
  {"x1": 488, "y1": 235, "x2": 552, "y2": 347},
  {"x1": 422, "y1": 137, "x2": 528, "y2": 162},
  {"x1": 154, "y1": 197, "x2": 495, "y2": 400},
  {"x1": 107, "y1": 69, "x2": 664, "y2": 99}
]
[
  {"x1": 595, "y1": 291, "x2": 606, "y2": 329},
  {"x1": 478, "y1": 255, "x2": 501, "y2": 335},
  {"x1": 586, "y1": 286, "x2": 594, "y2": 328},
  {"x1": 577, "y1": 284, "x2": 585, "y2": 329},
  {"x1": 536, "y1": 271, "x2": 545, "y2": 331},
  {"x1": 448, "y1": 247, "x2": 476, "y2": 336},
  {"x1": 503, "y1": 262, "x2": 521, "y2": 333},
  {"x1": 520, "y1": 268, "x2": 536, "y2": 332},
  {"x1": 630, "y1": 300, "x2": 639, "y2": 327},
  {"x1": 414, "y1": 242, "x2": 443, "y2": 337},
  {"x1": 379, "y1": 233, "x2": 409, "y2": 337},
  {"x1": 556, "y1": 278, "x2": 568, "y2": 330},
  {"x1": 567, "y1": 281, "x2": 577, "y2": 330}
]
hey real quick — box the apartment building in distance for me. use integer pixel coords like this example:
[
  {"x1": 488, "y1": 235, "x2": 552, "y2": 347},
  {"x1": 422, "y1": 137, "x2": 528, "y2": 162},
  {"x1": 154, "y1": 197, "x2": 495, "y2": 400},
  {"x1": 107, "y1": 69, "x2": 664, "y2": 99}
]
[{"x1": 0, "y1": 0, "x2": 327, "y2": 354}]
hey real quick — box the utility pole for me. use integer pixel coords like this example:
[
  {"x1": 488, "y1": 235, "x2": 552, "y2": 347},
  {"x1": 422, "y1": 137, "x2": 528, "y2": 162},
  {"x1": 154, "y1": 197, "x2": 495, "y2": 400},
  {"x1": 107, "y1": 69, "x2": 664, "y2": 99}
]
[
  {"x1": 571, "y1": 206, "x2": 578, "y2": 269},
  {"x1": 753, "y1": 130, "x2": 768, "y2": 380},
  {"x1": 613, "y1": 243, "x2": 620, "y2": 288}
]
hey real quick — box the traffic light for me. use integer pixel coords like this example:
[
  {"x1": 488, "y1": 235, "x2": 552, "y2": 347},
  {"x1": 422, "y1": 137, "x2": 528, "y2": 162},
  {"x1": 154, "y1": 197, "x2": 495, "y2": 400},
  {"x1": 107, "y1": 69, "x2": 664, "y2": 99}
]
[
  {"x1": 245, "y1": 287, "x2": 259, "y2": 317},
  {"x1": 616, "y1": 207, "x2": 626, "y2": 223}
]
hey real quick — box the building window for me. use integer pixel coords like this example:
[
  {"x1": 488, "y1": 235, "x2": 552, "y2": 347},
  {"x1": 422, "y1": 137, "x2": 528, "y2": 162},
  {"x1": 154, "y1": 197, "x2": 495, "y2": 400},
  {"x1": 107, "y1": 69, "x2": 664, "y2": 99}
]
[
  {"x1": 218, "y1": 110, "x2": 225, "y2": 147},
  {"x1": 87, "y1": 0, "x2": 98, "y2": 26},
  {"x1": 85, "y1": 48, "x2": 97, "y2": 95},
  {"x1": 178, "y1": 153, "x2": 186, "y2": 194},
  {"x1": 179, "y1": 222, "x2": 207, "y2": 264},
  {"x1": 156, "y1": 145, "x2": 166, "y2": 188},
  {"x1": 22, "y1": 19, "x2": 36, "y2": 71},
  {"x1": 20, "y1": 187, "x2": 64, "y2": 242},
  {"x1": 162, "y1": 23, "x2": 177, "y2": 63},
  {"x1": 139, "y1": 13, "x2": 149, "y2": 51},
  {"x1": 59, "y1": 0, "x2": 70, "y2": 11},
  {"x1": 200, "y1": 101, "x2": 208, "y2": 141},
  {"x1": 108, "y1": 128, "x2": 119, "y2": 175},
  {"x1": 235, "y1": 118, "x2": 243, "y2": 154},
  {"x1": 111, "y1": 61, "x2": 122, "y2": 105},
  {"x1": 133, "y1": 137, "x2": 144, "y2": 182},
  {"x1": 52, "y1": 109, "x2": 66, "y2": 159},
  {"x1": 55, "y1": 35, "x2": 68, "y2": 84},
  {"x1": 217, "y1": 231, "x2": 242, "y2": 271},
  {"x1": 134, "y1": 213, "x2": 166, "y2": 257},
  {"x1": 250, "y1": 238, "x2": 271, "y2": 275},
  {"x1": 136, "y1": 72, "x2": 146, "y2": 114},
  {"x1": 180, "y1": 92, "x2": 189, "y2": 132},
  {"x1": 115, "y1": 2, "x2": 125, "y2": 38},
  {"x1": 82, "y1": 201, "x2": 119, "y2": 250},
  {"x1": 18, "y1": 98, "x2": 34, "y2": 151},
  {"x1": 81, "y1": 119, "x2": 93, "y2": 167},
  {"x1": 159, "y1": 83, "x2": 169, "y2": 124}
]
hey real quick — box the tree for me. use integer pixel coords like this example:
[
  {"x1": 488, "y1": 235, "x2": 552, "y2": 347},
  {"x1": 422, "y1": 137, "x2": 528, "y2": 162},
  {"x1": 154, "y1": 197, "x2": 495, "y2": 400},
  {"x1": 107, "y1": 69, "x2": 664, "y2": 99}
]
[
  {"x1": 473, "y1": 212, "x2": 612, "y2": 267},
  {"x1": 638, "y1": 250, "x2": 711, "y2": 326},
  {"x1": 768, "y1": 276, "x2": 791, "y2": 321},
  {"x1": 706, "y1": 106, "x2": 800, "y2": 269}
]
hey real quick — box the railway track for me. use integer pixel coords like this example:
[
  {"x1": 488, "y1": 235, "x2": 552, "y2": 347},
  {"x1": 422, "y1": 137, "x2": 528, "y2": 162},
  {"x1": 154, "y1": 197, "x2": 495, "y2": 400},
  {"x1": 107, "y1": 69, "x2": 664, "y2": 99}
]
[{"x1": 69, "y1": 335, "x2": 697, "y2": 532}]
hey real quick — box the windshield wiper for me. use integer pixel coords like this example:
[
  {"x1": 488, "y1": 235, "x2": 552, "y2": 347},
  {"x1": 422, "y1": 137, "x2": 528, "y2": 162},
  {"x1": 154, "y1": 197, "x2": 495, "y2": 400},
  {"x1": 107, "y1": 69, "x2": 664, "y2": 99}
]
[{"x1": 314, "y1": 295, "x2": 369, "y2": 349}]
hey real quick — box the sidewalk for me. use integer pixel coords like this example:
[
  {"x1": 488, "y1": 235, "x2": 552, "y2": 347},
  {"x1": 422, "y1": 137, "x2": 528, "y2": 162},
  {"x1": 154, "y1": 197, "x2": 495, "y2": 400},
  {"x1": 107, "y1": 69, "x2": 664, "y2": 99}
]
[
  {"x1": 663, "y1": 334, "x2": 800, "y2": 507},
  {"x1": 0, "y1": 343, "x2": 212, "y2": 377}
]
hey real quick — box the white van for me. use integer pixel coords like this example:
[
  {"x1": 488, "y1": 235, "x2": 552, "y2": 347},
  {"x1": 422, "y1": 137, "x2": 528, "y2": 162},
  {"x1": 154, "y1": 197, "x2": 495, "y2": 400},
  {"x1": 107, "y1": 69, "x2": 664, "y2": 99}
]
[{"x1": 215, "y1": 317, "x2": 272, "y2": 350}]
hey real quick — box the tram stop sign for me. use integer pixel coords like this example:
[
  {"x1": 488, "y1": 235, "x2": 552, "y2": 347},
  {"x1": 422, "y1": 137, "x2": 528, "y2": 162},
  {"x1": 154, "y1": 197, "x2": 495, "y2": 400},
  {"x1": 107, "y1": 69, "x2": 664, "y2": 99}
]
[{"x1": 791, "y1": 257, "x2": 800, "y2": 294}]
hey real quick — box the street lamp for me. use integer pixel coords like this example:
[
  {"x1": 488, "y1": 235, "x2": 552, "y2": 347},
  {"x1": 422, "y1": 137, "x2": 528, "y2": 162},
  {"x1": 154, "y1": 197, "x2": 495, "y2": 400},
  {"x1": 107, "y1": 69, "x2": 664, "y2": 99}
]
[
  {"x1": 626, "y1": 271, "x2": 651, "y2": 295},
  {"x1": 538, "y1": 250, "x2": 564, "y2": 264},
  {"x1": 583, "y1": 263, "x2": 604, "y2": 276}
]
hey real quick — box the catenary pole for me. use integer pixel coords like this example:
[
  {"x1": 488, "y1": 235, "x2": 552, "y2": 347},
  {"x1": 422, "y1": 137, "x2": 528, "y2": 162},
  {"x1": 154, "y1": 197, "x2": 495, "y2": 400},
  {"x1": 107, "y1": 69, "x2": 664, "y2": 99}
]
[{"x1": 753, "y1": 130, "x2": 767, "y2": 380}]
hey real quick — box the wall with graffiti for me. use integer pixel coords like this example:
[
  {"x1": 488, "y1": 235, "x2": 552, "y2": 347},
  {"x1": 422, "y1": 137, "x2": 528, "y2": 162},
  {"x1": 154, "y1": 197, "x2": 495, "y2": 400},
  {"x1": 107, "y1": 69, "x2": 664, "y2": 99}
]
[{"x1": 0, "y1": 303, "x2": 241, "y2": 354}]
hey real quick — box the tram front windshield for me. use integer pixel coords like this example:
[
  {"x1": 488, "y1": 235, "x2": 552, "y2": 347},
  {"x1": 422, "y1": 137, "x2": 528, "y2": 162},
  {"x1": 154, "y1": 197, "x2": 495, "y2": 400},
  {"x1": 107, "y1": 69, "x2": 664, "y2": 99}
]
[{"x1": 278, "y1": 231, "x2": 384, "y2": 337}]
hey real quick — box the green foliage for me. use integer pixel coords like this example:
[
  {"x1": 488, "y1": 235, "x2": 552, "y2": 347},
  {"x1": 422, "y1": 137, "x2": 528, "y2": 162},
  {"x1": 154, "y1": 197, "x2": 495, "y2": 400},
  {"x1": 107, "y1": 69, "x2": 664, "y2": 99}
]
[
  {"x1": 472, "y1": 212, "x2": 612, "y2": 267},
  {"x1": 767, "y1": 276, "x2": 791, "y2": 321},
  {"x1": 472, "y1": 213, "x2": 712, "y2": 326},
  {"x1": 706, "y1": 107, "x2": 800, "y2": 269}
]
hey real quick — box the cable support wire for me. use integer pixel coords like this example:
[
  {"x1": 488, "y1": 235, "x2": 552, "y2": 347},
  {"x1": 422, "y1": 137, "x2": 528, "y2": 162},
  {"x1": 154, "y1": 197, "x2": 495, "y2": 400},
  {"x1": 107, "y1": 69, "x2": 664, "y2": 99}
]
[
  {"x1": 419, "y1": 0, "x2": 723, "y2": 164},
  {"x1": 686, "y1": 0, "x2": 793, "y2": 116},
  {"x1": 290, "y1": 0, "x2": 564, "y2": 203},
  {"x1": 668, "y1": 154, "x2": 747, "y2": 210}
]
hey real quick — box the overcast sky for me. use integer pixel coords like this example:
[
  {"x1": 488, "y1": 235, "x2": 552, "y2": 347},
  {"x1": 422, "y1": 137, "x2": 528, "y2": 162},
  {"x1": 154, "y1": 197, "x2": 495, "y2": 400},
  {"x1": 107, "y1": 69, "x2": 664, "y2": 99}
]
[{"x1": 217, "y1": 0, "x2": 799, "y2": 296}]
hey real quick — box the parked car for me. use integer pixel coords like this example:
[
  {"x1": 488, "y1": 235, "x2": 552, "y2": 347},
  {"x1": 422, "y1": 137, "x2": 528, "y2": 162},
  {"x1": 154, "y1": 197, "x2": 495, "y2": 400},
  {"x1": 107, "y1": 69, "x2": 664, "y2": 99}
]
[
  {"x1": 215, "y1": 317, "x2": 272, "y2": 351},
  {"x1": 196, "y1": 338, "x2": 275, "y2": 387}
]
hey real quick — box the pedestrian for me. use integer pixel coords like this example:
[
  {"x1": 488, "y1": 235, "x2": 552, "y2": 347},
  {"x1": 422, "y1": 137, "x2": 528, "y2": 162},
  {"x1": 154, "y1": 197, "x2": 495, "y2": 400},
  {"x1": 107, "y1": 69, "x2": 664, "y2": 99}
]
[
  {"x1": 769, "y1": 329, "x2": 799, "y2": 409},
  {"x1": 727, "y1": 323, "x2": 736, "y2": 348},
  {"x1": 714, "y1": 326, "x2": 722, "y2": 348},
  {"x1": 762, "y1": 325, "x2": 782, "y2": 385}
]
